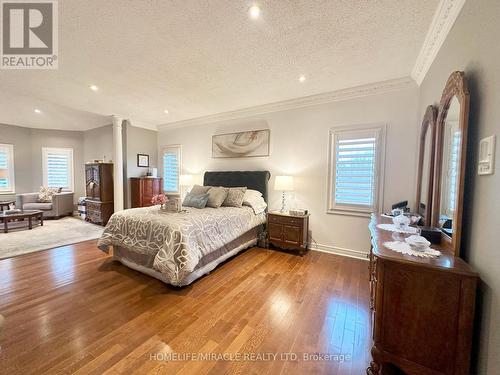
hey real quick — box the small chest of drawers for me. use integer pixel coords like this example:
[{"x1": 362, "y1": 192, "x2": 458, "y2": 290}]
[
  {"x1": 85, "y1": 200, "x2": 113, "y2": 226},
  {"x1": 267, "y1": 211, "x2": 309, "y2": 255}
]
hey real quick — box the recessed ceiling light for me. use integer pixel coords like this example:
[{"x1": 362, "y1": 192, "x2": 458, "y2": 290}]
[
  {"x1": 299, "y1": 75, "x2": 306, "y2": 83},
  {"x1": 248, "y1": 5, "x2": 261, "y2": 19},
  {"x1": 164, "y1": 109, "x2": 169, "y2": 114},
  {"x1": 89, "y1": 84, "x2": 98, "y2": 91},
  {"x1": 34, "y1": 108, "x2": 41, "y2": 114}
]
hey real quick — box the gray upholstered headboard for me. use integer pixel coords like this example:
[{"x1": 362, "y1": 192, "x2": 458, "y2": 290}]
[{"x1": 203, "y1": 171, "x2": 271, "y2": 203}]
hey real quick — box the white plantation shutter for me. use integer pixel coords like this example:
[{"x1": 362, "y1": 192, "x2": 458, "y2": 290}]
[
  {"x1": 448, "y1": 131, "x2": 461, "y2": 214},
  {"x1": 162, "y1": 145, "x2": 181, "y2": 194},
  {"x1": 42, "y1": 148, "x2": 73, "y2": 191},
  {"x1": 442, "y1": 130, "x2": 461, "y2": 217},
  {"x1": 328, "y1": 125, "x2": 385, "y2": 215},
  {"x1": 0, "y1": 144, "x2": 15, "y2": 192},
  {"x1": 335, "y1": 137, "x2": 376, "y2": 206}
]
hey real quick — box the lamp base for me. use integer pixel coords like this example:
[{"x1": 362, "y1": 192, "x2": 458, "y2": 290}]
[{"x1": 280, "y1": 191, "x2": 286, "y2": 213}]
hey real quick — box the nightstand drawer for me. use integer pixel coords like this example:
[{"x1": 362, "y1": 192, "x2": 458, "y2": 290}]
[{"x1": 268, "y1": 214, "x2": 303, "y2": 226}]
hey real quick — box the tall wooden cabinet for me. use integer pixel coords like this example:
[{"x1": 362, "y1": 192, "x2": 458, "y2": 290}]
[
  {"x1": 85, "y1": 163, "x2": 114, "y2": 225},
  {"x1": 130, "y1": 177, "x2": 163, "y2": 208},
  {"x1": 367, "y1": 215, "x2": 478, "y2": 375}
]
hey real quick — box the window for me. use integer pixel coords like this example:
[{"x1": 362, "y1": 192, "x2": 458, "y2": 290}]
[
  {"x1": 0, "y1": 144, "x2": 15, "y2": 193},
  {"x1": 327, "y1": 124, "x2": 386, "y2": 216},
  {"x1": 162, "y1": 145, "x2": 181, "y2": 194},
  {"x1": 42, "y1": 147, "x2": 74, "y2": 191}
]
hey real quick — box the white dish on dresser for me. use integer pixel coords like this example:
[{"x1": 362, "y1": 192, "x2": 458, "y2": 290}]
[{"x1": 405, "y1": 235, "x2": 431, "y2": 252}]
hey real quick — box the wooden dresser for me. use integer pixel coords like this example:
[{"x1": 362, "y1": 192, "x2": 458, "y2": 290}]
[
  {"x1": 130, "y1": 177, "x2": 163, "y2": 208},
  {"x1": 85, "y1": 163, "x2": 114, "y2": 225},
  {"x1": 267, "y1": 211, "x2": 309, "y2": 255},
  {"x1": 367, "y1": 215, "x2": 478, "y2": 375}
]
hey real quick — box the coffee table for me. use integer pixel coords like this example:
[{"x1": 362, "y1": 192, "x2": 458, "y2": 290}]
[{"x1": 0, "y1": 210, "x2": 44, "y2": 233}]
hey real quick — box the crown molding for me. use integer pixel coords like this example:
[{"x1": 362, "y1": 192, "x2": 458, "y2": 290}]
[
  {"x1": 411, "y1": 0, "x2": 466, "y2": 86},
  {"x1": 157, "y1": 77, "x2": 415, "y2": 130},
  {"x1": 123, "y1": 118, "x2": 158, "y2": 131}
]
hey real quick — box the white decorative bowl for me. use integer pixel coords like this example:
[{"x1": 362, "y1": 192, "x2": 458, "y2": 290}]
[
  {"x1": 405, "y1": 235, "x2": 431, "y2": 252},
  {"x1": 392, "y1": 213, "x2": 411, "y2": 228}
]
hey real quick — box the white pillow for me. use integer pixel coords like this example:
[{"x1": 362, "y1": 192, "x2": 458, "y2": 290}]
[
  {"x1": 243, "y1": 189, "x2": 262, "y2": 200},
  {"x1": 243, "y1": 193, "x2": 267, "y2": 214}
]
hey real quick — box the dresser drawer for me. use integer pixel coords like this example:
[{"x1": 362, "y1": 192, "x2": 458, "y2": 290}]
[
  {"x1": 87, "y1": 208, "x2": 102, "y2": 223},
  {"x1": 86, "y1": 201, "x2": 101, "y2": 212},
  {"x1": 268, "y1": 214, "x2": 303, "y2": 226}
]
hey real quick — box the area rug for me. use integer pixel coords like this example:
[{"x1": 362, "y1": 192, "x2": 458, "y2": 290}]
[{"x1": 0, "y1": 217, "x2": 104, "y2": 259}]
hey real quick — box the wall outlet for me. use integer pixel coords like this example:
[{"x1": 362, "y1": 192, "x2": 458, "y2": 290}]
[{"x1": 478, "y1": 135, "x2": 496, "y2": 175}]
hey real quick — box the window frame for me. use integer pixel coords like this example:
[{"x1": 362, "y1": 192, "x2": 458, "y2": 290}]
[
  {"x1": 161, "y1": 144, "x2": 182, "y2": 195},
  {"x1": 42, "y1": 147, "x2": 74, "y2": 192},
  {"x1": 327, "y1": 123, "x2": 386, "y2": 217},
  {"x1": 0, "y1": 143, "x2": 15, "y2": 194}
]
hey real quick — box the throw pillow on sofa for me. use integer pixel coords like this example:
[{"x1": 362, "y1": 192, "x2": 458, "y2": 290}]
[{"x1": 38, "y1": 186, "x2": 60, "y2": 203}]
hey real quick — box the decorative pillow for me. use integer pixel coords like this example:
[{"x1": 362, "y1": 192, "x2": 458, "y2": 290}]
[
  {"x1": 38, "y1": 186, "x2": 59, "y2": 203},
  {"x1": 243, "y1": 194, "x2": 267, "y2": 214},
  {"x1": 190, "y1": 184, "x2": 211, "y2": 195},
  {"x1": 182, "y1": 193, "x2": 209, "y2": 209},
  {"x1": 206, "y1": 187, "x2": 229, "y2": 208},
  {"x1": 222, "y1": 187, "x2": 247, "y2": 207},
  {"x1": 243, "y1": 189, "x2": 263, "y2": 205}
]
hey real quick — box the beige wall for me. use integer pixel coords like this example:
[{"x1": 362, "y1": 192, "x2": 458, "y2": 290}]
[
  {"x1": 83, "y1": 125, "x2": 113, "y2": 163},
  {"x1": 158, "y1": 87, "x2": 419, "y2": 257},
  {"x1": 417, "y1": 0, "x2": 500, "y2": 372}
]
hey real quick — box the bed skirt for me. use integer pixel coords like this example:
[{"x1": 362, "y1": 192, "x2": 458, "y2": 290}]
[{"x1": 111, "y1": 226, "x2": 260, "y2": 286}]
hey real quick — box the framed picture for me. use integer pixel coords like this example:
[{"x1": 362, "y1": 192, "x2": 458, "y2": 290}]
[
  {"x1": 212, "y1": 129, "x2": 270, "y2": 158},
  {"x1": 137, "y1": 154, "x2": 150, "y2": 167}
]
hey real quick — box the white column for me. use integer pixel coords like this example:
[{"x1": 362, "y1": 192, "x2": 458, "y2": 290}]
[{"x1": 111, "y1": 115, "x2": 124, "y2": 212}]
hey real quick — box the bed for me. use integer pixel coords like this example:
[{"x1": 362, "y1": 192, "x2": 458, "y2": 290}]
[{"x1": 97, "y1": 171, "x2": 270, "y2": 286}]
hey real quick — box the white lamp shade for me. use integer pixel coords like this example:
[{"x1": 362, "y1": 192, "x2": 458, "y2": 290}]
[
  {"x1": 274, "y1": 175, "x2": 294, "y2": 191},
  {"x1": 179, "y1": 174, "x2": 194, "y2": 186}
]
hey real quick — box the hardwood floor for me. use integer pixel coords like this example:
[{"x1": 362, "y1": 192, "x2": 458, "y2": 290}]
[{"x1": 0, "y1": 241, "x2": 371, "y2": 374}]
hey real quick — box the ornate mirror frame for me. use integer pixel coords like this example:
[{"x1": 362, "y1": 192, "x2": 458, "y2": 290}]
[
  {"x1": 415, "y1": 105, "x2": 438, "y2": 226},
  {"x1": 432, "y1": 71, "x2": 470, "y2": 256}
]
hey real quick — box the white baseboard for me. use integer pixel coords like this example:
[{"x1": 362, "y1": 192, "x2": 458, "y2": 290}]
[{"x1": 309, "y1": 242, "x2": 369, "y2": 261}]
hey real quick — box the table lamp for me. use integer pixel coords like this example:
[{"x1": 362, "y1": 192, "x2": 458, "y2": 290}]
[
  {"x1": 274, "y1": 175, "x2": 294, "y2": 213},
  {"x1": 179, "y1": 174, "x2": 194, "y2": 200},
  {"x1": 179, "y1": 174, "x2": 194, "y2": 188}
]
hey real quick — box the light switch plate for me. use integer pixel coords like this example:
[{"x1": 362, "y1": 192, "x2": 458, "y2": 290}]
[{"x1": 478, "y1": 135, "x2": 496, "y2": 175}]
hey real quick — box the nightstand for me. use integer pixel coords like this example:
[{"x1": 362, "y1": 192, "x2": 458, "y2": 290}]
[{"x1": 267, "y1": 211, "x2": 310, "y2": 255}]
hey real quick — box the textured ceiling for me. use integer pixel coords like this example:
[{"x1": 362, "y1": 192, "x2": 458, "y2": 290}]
[{"x1": 0, "y1": 0, "x2": 439, "y2": 130}]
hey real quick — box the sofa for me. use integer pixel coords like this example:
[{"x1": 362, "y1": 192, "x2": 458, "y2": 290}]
[{"x1": 16, "y1": 192, "x2": 74, "y2": 218}]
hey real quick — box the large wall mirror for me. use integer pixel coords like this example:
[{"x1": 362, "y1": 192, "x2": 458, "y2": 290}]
[
  {"x1": 432, "y1": 71, "x2": 470, "y2": 256},
  {"x1": 415, "y1": 105, "x2": 437, "y2": 226}
]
